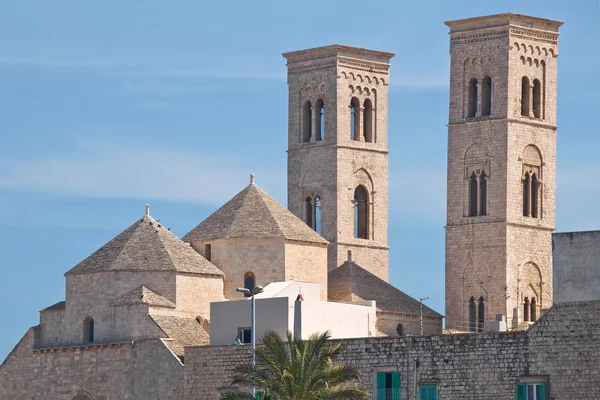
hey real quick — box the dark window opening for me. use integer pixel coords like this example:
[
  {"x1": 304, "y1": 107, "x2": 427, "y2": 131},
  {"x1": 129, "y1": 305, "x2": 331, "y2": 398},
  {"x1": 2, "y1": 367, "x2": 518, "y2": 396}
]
[
  {"x1": 524, "y1": 297, "x2": 530, "y2": 322},
  {"x1": 396, "y1": 323, "x2": 404, "y2": 336},
  {"x1": 238, "y1": 328, "x2": 252, "y2": 344},
  {"x1": 302, "y1": 101, "x2": 312, "y2": 143},
  {"x1": 469, "y1": 172, "x2": 478, "y2": 217},
  {"x1": 531, "y1": 297, "x2": 537, "y2": 321},
  {"x1": 478, "y1": 296, "x2": 485, "y2": 332},
  {"x1": 83, "y1": 317, "x2": 94, "y2": 343},
  {"x1": 468, "y1": 78, "x2": 478, "y2": 118},
  {"x1": 314, "y1": 196, "x2": 322, "y2": 235},
  {"x1": 531, "y1": 173, "x2": 539, "y2": 218},
  {"x1": 244, "y1": 272, "x2": 255, "y2": 297},
  {"x1": 205, "y1": 244, "x2": 212, "y2": 261},
  {"x1": 353, "y1": 186, "x2": 369, "y2": 239},
  {"x1": 469, "y1": 296, "x2": 476, "y2": 332},
  {"x1": 315, "y1": 99, "x2": 325, "y2": 141},
  {"x1": 305, "y1": 196, "x2": 313, "y2": 229},
  {"x1": 523, "y1": 172, "x2": 531, "y2": 217},
  {"x1": 521, "y1": 77, "x2": 530, "y2": 117},
  {"x1": 533, "y1": 79, "x2": 542, "y2": 119},
  {"x1": 363, "y1": 98, "x2": 373, "y2": 142},
  {"x1": 481, "y1": 76, "x2": 492, "y2": 116},
  {"x1": 480, "y1": 171, "x2": 487, "y2": 216}
]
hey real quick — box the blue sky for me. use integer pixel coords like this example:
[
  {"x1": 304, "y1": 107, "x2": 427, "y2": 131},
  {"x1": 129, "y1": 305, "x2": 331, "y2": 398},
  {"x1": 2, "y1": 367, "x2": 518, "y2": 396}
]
[{"x1": 1, "y1": 0, "x2": 599, "y2": 361}]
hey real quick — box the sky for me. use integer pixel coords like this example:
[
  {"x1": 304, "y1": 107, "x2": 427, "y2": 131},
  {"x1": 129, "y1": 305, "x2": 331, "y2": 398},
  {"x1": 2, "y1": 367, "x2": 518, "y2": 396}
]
[{"x1": 1, "y1": 0, "x2": 599, "y2": 362}]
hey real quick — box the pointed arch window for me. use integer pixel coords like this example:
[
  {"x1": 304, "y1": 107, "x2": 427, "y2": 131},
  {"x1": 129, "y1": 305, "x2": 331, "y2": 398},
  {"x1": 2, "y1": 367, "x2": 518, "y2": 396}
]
[
  {"x1": 314, "y1": 196, "x2": 322, "y2": 235},
  {"x1": 83, "y1": 316, "x2": 94, "y2": 343},
  {"x1": 304, "y1": 196, "x2": 313, "y2": 228},
  {"x1": 530, "y1": 297, "x2": 537, "y2": 321},
  {"x1": 531, "y1": 173, "x2": 539, "y2": 218},
  {"x1": 350, "y1": 97, "x2": 361, "y2": 140},
  {"x1": 523, "y1": 172, "x2": 531, "y2": 217},
  {"x1": 315, "y1": 99, "x2": 325, "y2": 141},
  {"x1": 532, "y1": 79, "x2": 542, "y2": 119},
  {"x1": 353, "y1": 186, "x2": 369, "y2": 239},
  {"x1": 467, "y1": 78, "x2": 478, "y2": 118},
  {"x1": 524, "y1": 297, "x2": 530, "y2": 322},
  {"x1": 302, "y1": 101, "x2": 312, "y2": 143},
  {"x1": 244, "y1": 272, "x2": 255, "y2": 297},
  {"x1": 468, "y1": 297, "x2": 476, "y2": 332},
  {"x1": 521, "y1": 77, "x2": 531, "y2": 117},
  {"x1": 481, "y1": 76, "x2": 492, "y2": 116},
  {"x1": 363, "y1": 98, "x2": 373, "y2": 142},
  {"x1": 479, "y1": 171, "x2": 487, "y2": 216},
  {"x1": 477, "y1": 297, "x2": 485, "y2": 332}
]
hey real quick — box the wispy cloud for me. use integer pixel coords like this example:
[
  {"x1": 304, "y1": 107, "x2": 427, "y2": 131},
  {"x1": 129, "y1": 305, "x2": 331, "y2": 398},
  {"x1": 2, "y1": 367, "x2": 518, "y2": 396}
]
[{"x1": 0, "y1": 141, "x2": 285, "y2": 205}]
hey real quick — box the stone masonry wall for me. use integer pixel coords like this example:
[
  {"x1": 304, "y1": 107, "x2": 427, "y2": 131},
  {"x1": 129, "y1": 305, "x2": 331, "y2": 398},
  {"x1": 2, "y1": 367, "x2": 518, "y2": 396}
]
[
  {"x1": 445, "y1": 15, "x2": 559, "y2": 330},
  {"x1": 284, "y1": 241, "x2": 328, "y2": 300},
  {"x1": 0, "y1": 328, "x2": 183, "y2": 400},
  {"x1": 183, "y1": 300, "x2": 600, "y2": 400}
]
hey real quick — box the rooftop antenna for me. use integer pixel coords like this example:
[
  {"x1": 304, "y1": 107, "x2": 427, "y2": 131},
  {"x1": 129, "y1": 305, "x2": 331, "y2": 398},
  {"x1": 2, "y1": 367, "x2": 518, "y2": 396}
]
[{"x1": 145, "y1": 204, "x2": 150, "y2": 217}]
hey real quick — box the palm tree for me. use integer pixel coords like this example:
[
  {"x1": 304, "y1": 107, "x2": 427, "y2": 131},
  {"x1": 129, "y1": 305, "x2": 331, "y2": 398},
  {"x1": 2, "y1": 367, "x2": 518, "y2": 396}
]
[{"x1": 220, "y1": 330, "x2": 369, "y2": 400}]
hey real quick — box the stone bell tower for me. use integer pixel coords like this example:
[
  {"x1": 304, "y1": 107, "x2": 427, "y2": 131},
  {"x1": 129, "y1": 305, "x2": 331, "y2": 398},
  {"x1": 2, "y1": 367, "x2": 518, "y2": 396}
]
[
  {"x1": 444, "y1": 14, "x2": 562, "y2": 331},
  {"x1": 283, "y1": 45, "x2": 394, "y2": 281}
]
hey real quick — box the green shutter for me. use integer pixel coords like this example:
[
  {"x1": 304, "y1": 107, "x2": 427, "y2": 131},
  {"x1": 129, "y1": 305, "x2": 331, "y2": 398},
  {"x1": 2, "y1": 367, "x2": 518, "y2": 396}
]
[
  {"x1": 516, "y1": 383, "x2": 526, "y2": 400},
  {"x1": 419, "y1": 386, "x2": 427, "y2": 400},
  {"x1": 392, "y1": 372, "x2": 401, "y2": 390},
  {"x1": 377, "y1": 372, "x2": 386, "y2": 400},
  {"x1": 255, "y1": 392, "x2": 263, "y2": 400},
  {"x1": 540, "y1": 382, "x2": 546, "y2": 400},
  {"x1": 429, "y1": 386, "x2": 437, "y2": 400}
]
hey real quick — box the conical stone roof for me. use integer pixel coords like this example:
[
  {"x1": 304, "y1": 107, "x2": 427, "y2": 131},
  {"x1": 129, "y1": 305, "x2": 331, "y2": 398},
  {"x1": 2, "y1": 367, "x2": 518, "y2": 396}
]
[
  {"x1": 66, "y1": 215, "x2": 224, "y2": 276},
  {"x1": 183, "y1": 182, "x2": 328, "y2": 244}
]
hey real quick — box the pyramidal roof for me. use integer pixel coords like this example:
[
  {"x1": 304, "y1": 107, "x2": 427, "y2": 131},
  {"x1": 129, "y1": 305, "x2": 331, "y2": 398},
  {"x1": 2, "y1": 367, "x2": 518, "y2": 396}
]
[
  {"x1": 66, "y1": 212, "x2": 224, "y2": 276},
  {"x1": 111, "y1": 285, "x2": 176, "y2": 308},
  {"x1": 328, "y1": 256, "x2": 442, "y2": 318},
  {"x1": 183, "y1": 180, "x2": 328, "y2": 244}
]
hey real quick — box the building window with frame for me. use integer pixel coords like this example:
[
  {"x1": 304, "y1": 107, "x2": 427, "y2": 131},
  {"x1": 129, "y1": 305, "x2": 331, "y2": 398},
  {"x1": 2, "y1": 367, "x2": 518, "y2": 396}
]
[
  {"x1": 315, "y1": 99, "x2": 325, "y2": 141},
  {"x1": 305, "y1": 196, "x2": 313, "y2": 228},
  {"x1": 350, "y1": 97, "x2": 361, "y2": 140},
  {"x1": 204, "y1": 244, "x2": 212, "y2": 261},
  {"x1": 467, "y1": 78, "x2": 478, "y2": 118},
  {"x1": 516, "y1": 381, "x2": 546, "y2": 400},
  {"x1": 237, "y1": 327, "x2": 252, "y2": 344},
  {"x1": 376, "y1": 371, "x2": 400, "y2": 400},
  {"x1": 419, "y1": 385, "x2": 438, "y2": 400},
  {"x1": 363, "y1": 98, "x2": 374, "y2": 142},
  {"x1": 83, "y1": 316, "x2": 94, "y2": 343},
  {"x1": 468, "y1": 170, "x2": 487, "y2": 217},
  {"x1": 314, "y1": 196, "x2": 322, "y2": 235},
  {"x1": 302, "y1": 100, "x2": 312, "y2": 143},
  {"x1": 481, "y1": 76, "x2": 492, "y2": 116},
  {"x1": 478, "y1": 296, "x2": 485, "y2": 332},
  {"x1": 244, "y1": 272, "x2": 255, "y2": 297},
  {"x1": 353, "y1": 185, "x2": 369, "y2": 239},
  {"x1": 468, "y1": 296, "x2": 476, "y2": 332},
  {"x1": 521, "y1": 77, "x2": 531, "y2": 117}
]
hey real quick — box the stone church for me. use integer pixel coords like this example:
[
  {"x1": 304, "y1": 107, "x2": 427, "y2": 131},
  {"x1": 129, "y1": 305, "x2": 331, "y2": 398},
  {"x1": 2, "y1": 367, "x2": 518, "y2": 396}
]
[{"x1": 0, "y1": 12, "x2": 580, "y2": 400}]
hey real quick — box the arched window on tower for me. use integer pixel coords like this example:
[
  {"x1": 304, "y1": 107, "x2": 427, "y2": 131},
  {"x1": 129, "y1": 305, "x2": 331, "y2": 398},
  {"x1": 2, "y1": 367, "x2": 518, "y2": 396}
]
[
  {"x1": 302, "y1": 101, "x2": 312, "y2": 143},
  {"x1": 467, "y1": 78, "x2": 478, "y2": 118},
  {"x1": 480, "y1": 171, "x2": 487, "y2": 216},
  {"x1": 314, "y1": 196, "x2": 322, "y2": 235},
  {"x1": 363, "y1": 98, "x2": 373, "y2": 142},
  {"x1": 396, "y1": 323, "x2": 404, "y2": 336},
  {"x1": 532, "y1": 79, "x2": 542, "y2": 119},
  {"x1": 315, "y1": 99, "x2": 325, "y2": 141},
  {"x1": 530, "y1": 297, "x2": 537, "y2": 321},
  {"x1": 350, "y1": 97, "x2": 361, "y2": 140},
  {"x1": 83, "y1": 316, "x2": 94, "y2": 343},
  {"x1": 478, "y1": 297, "x2": 485, "y2": 332},
  {"x1": 481, "y1": 76, "x2": 492, "y2": 116},
  {"x1": 524, "y1": 297, "x2": 530, "y2": 322},
  {"x1": 531, "y1": 173, "x2": 539, "y2": 218},
  {"x1": 523, "y1": 172, "x2": 531, "y2": 217},
  {"x1": 521, "y1": 77, "x2": 530, "y2": 117},
  {"x1": 468, "y1": 297, "x2": 476, "y2": 332},
  {"x1": 469, "y1": 172, "x2": 478, "y2": 217},
  {"x1": 353, "y1": 186, "x2": 369, "y2": 239},
  {"x1": 244, "y1": 272, "x2": 255, "y2": 297},
  {"x1": 304, "y1": 197, "x2": 313, "y2": 229}
]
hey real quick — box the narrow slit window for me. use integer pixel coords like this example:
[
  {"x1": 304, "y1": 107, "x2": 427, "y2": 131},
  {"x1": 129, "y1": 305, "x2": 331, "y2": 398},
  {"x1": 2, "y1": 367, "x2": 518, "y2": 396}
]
[
  {"x1": 467, "y1": 78, "x2": 478, "y2": 118},
  {"x1": 469, "y1": 296, "x2": 476, "y2": 332},
  {"x1": 305, "y1": 196, "x2": 313, "y2": 229},
  {"x1": 481, "y1": 76, "x2": 492, "y2": 116},
  {"x1": 315, "y1": 99, "x2": 325, "y2": 141},
  {"x1": 524, "y1": 297, "x2": 530, "y2": 322},
  {"x1": 469, "y1": 172, "x2": 478, "y2": 217},
  {"x1": 314, "y1": 196, "x2": 322, "y2": 235},
  {"x1": 302, "y1": 101, "x2": 312, "y2": 143},
  {"x1": 353, "y1": 186, "x2": 369, "y2": 239},
  {"x1": 363, "y1": 98, "x2": 373, "y2": 142},
  {"x1": 521, "y1": 77, "x2": 530, "y2": 117},
  {"x1": 533, "y1": 79, "x2": 542, "y2": 119},
  {"x1": 350, "y1": 97, "x2": 360, "y2": 140},
  {"x1": 478, "y1": 296, "x2": 485, "y2": 332},
  {"x1": 244, "y1": 272, "x2": 255, "y2": 297}
]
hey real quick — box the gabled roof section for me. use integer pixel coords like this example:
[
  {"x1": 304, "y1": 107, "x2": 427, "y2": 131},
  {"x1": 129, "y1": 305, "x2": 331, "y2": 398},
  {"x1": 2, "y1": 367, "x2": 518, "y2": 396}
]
[
  {"x1": 151, "y1": 315, "x2": 210, "y2": 356},
  {"x1": 66, "y1": 215, "x2": 224, "y2": 276},
  {"x1": 183, "y1": 182, "x2": 328, "y2": 245},
  {"x1": 42, "y1": 301, "x2": 65, "y2": 312},
  {"x1": 111, "y1": 286, "x2": 176, "y2": 308},
  {"x1": 328, "y1": 259, "x2": 442, "y2": 318}
]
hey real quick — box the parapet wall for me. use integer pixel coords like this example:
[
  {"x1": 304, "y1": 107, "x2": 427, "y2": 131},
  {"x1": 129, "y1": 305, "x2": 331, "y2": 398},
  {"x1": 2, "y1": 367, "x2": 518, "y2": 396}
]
[{"x1": 184, "y1": 300, "x2": 600, "y2": 399}]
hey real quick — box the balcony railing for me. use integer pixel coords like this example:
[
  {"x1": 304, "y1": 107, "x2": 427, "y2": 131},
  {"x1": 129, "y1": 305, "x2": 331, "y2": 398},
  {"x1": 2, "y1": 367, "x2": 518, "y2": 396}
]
[{"x1": 375, "y1": 388, "x2": 401, "y2": 400}]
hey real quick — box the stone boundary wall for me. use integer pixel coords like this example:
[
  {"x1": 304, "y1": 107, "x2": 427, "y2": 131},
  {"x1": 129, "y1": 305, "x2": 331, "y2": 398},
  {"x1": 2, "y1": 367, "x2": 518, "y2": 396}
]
[
  {"x1": 0, "y1": 329, "x2": 183, "y2": 400},
  {"x1": 184, "y1": 301, "x2": 600, "y2": 399}
]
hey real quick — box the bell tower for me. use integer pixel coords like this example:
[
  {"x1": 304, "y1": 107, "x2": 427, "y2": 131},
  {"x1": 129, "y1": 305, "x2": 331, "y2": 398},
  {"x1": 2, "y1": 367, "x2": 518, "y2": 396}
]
[
  {"x1": 444, "y1": 14, "x2": 562, "y2": 330},
  {"x1": 283, "y1": 45, "x2": 394, "y2": 281}
]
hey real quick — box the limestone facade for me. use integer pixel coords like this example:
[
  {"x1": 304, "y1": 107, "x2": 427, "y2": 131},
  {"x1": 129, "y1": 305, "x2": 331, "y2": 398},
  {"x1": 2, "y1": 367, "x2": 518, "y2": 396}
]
[
  {"x1": 184, "y1": 300, "x2": 600, "y2": 400},
  {"x1": 283, "y1": 45, "x2": 393, "y2": 281},
  {"x1": 445, "y1": 14, "x2": 561, "y2": 330}
]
